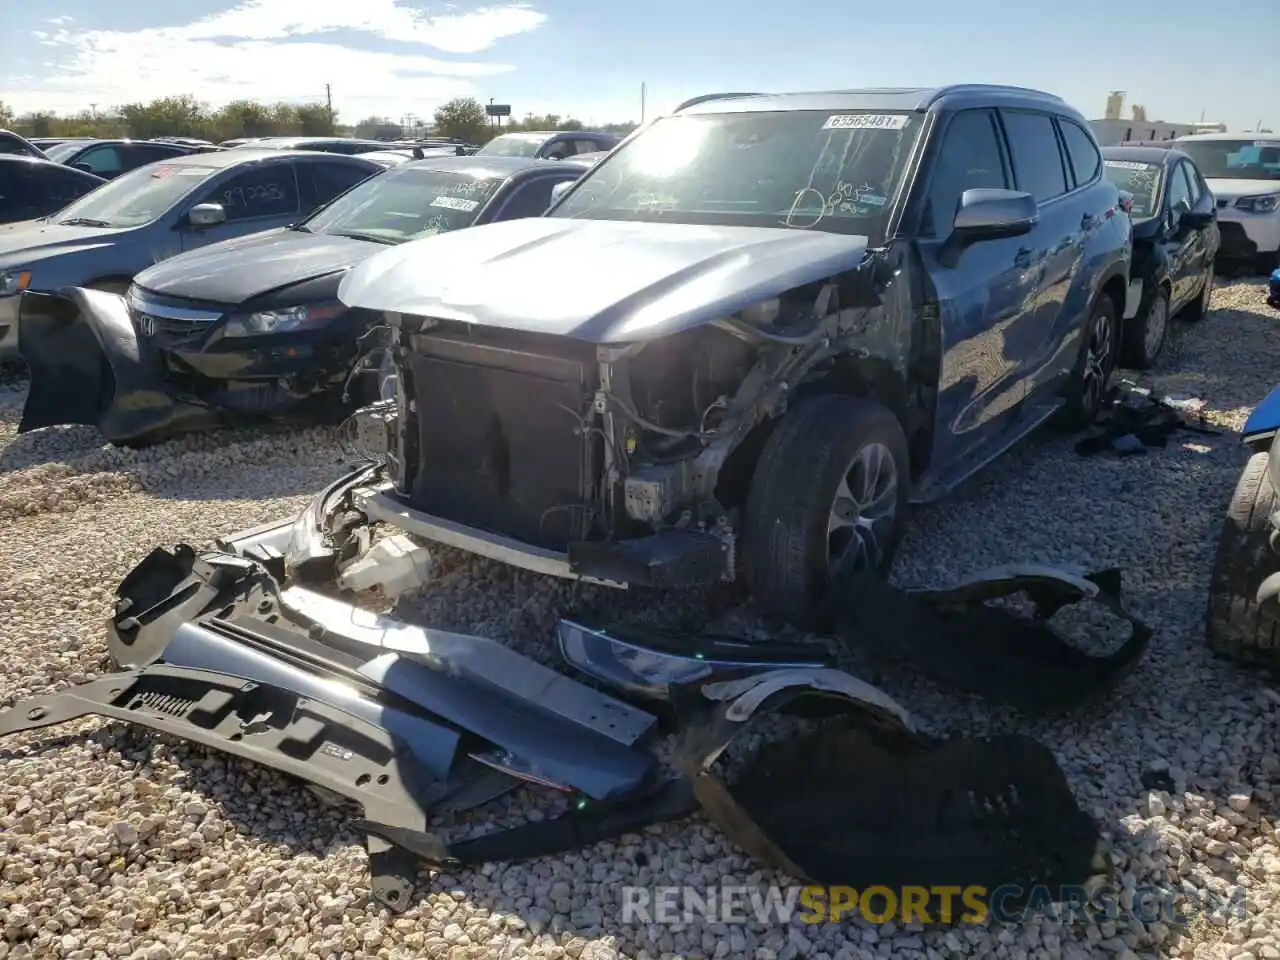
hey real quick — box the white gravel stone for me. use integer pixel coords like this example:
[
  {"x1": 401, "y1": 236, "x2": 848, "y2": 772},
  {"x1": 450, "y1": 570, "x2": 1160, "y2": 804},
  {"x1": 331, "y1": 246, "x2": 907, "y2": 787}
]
[{"x1": 2, "y1": 279, "x2": 1280, "y2": 960}]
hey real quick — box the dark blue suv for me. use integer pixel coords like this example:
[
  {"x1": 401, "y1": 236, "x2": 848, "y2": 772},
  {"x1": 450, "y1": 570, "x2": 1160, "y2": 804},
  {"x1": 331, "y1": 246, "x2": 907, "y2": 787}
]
[{"x1": 335, "y1": 84, "x2": 1133, "y2": 625}]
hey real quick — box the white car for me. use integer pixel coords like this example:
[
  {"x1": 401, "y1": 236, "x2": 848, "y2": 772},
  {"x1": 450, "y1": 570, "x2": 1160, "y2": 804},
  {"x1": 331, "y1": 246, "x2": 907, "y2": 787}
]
[{"x1": 1174, "y1": 133, "x2": 1280, "y2": 271}]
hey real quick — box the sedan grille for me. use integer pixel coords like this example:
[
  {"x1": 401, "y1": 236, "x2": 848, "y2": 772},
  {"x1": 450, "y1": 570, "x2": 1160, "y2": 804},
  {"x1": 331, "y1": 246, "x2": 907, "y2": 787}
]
[{"x1": 127, "y1": 291, "x2": 223, "y2": 342}]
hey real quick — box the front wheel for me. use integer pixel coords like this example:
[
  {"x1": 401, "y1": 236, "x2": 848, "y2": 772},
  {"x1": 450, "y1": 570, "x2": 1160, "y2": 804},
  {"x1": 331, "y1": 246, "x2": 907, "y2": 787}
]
[
  {"x1": 742, "y1": 394, "x2": 910, "y2": 628},
  {"x1": 1206, "y1": 451, "x2": 1280, "y2": 669},
  {"x1": 1060, "y1": 294, "x2": 1118, "y2": 429}
]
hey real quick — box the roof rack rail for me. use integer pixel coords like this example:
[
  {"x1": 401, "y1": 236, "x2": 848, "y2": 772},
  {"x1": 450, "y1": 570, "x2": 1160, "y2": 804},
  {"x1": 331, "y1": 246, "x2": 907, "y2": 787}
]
[{"x1": 673, "y1": 92, "x2": 766, "y2": 112}]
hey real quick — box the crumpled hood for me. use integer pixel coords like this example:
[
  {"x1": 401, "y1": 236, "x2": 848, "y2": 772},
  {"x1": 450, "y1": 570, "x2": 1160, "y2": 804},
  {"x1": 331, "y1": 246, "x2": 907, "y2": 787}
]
[
  {"x1": 337, "y1": 217, "x2": 870, "y2": 343},
  {"x1": 0, "y1": 220, "x2": 135, "y2": 268},
  {"x1": 134, "y1": 228, "x2": 381, "y2": 305},
  {"x1": 1206, "y1": 178, "x2": 1280, "y2": 201}
]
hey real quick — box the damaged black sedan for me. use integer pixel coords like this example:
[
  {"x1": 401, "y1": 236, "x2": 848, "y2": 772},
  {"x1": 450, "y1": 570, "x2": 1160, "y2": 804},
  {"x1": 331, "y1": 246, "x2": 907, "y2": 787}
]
[{"x1": 333, "y1": 85, "x2": 1132, "y2": 624}]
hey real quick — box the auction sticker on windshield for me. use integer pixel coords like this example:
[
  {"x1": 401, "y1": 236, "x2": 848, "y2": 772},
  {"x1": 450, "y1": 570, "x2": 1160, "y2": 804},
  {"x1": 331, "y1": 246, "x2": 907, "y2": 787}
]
[
  {"x1": 822, "y1": 114, "x2": 908, "y2": 131},
  {"x1": 1104, "y1": 160, "x2": 1155, "y2": 171},
  {"x1": 431, "y1": 196, "x2": 480, "y2": 212}
]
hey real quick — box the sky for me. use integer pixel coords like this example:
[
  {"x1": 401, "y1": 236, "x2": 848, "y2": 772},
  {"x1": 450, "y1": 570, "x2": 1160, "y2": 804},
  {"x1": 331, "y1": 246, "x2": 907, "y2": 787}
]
[{"x1": 0, "y1": 0, "x2": 1276, "y2": 131}]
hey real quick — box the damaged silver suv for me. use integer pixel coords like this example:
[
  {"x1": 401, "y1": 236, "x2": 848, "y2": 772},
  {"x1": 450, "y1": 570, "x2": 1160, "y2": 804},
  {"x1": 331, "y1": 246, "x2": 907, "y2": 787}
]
[{"x1": 333, "y1": 84, "x2": 1132, "y2": 625}]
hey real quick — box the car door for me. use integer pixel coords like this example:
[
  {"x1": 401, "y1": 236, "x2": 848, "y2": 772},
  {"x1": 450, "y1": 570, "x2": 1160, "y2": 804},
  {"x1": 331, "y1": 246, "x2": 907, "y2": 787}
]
[
  {"x1": 912, "y1": 107, "x2": 1044, "y2": 470},
  {"x1": 994, "y1": 109, "x2": 1089, "y2": 407},
  {"x1": 1160, "y1": 160, "x2": 1197, "y2": 305},
  {"x1": 1170, "y1": 159, "x2": 1215, "y2": 306},
  {"x1": 176, "y1": 160, "x2": 302, "y2": 252}
]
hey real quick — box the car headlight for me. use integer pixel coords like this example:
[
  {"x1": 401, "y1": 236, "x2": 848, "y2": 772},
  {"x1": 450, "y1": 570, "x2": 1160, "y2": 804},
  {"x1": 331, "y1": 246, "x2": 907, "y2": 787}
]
[
  {"x1": 1235, "y1": 194, "x2": 1280, "y2": 215},
  {"x1": 0, "y1": 270, "x2": 32, "y2": 297},
  {"x1": 223, "y1": 300, "x2": 346, "y2": 337}
]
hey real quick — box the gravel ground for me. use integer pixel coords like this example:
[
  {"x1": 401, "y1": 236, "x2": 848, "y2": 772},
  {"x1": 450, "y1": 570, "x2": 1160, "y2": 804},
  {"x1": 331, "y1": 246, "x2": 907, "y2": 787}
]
[{"x1": 3, "y1": 280, "x2": 1280, "y2": 960}]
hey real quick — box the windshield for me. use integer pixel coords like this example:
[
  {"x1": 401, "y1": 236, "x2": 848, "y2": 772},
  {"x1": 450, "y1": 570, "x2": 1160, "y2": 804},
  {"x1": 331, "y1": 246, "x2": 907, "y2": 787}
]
[
  {"x1": 477, "y1": 134, "x2": 546, "y2": 158},
  {"x1": 1103, "y1": 160, "x2": 1163, "y2": 219},
  {"x1": 43, "y1": 141, "x2": 89, "y2": 162},
  {"x1": 1176, "y1": 139, "x2": 1280, "y2": 181},
  {"x1": 53, "y1": 162, "x2": 219, "y2": 228},
  {"x1": 549, "y1": 110, "x2": 922, "y2": 236},
  {"x1": 302, "y1": 167, "x2": 504, "y2": 242}
]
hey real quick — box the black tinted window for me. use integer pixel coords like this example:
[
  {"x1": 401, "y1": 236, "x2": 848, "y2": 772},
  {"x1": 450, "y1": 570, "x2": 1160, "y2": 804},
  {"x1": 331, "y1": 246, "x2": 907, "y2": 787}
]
[
  {"x1": 1180, "y1": 161, "x2": 1204, "y2": 205},
  {"x1": 73, "y1": 146, "x2": 125, "y2": 176},
  {"x1": 128, "y1": 144, "x2": 185, "y2": 166},
  {"x1": 922, "y1": 109, "x2": 1009, "y2": 238},
  {"x1": 0, "y1": 134, "x2": 37, "y2": 157},
  {"x1": 299, "y1": 162, "x2": 374, "y2": 210},
  {"x1": 1167, "y1": 161, "x2": 1192, "y2": 212},
  {"x1": 1058, "y1": 120, "x2": 1102, "y2": 187},
  {"x1": 496, "y1": 177, "x2": 559, "y2": 219},
  {"x1": 1001, "y1": 110, "x2": 1069, "y2": 203},
  {"x1": 205, "y1": 164, "x2": 300, "y2": 221},
  {"x1": 0, "y1": 166, "x2": 23, "y2": 214}
]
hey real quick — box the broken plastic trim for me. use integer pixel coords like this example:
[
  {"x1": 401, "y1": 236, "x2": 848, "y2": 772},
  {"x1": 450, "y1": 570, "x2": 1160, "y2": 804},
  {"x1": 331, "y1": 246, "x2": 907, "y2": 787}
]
[{"x1": 0, "y1": 666, "x2": 439, "y2": 911}]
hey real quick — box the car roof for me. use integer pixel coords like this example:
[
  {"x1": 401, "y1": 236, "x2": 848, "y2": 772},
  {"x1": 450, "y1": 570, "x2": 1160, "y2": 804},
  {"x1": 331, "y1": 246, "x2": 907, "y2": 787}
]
[
  {"x1": 393, "y1": 155, "x2": 591, "y2": 178},
  {"x1": 1102, "y1": 145, "x2": 1186, "y2": 165},
  {"x1": 132, "y1": 148, "x2": 378, "y2": 169},
  {"x1": 676, "y1": 84, "x2": 1071, "y2": 117},
  {"x1": 1175, "y1": 132, "x2": 1279, "y2": 142},
  {"x1": 0, "y1": 154, "x2": 103, "y2": 176}
]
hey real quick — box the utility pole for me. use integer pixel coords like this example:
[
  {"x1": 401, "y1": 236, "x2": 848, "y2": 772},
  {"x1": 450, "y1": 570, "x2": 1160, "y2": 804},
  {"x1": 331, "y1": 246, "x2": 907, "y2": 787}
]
[
  {"x1": 640, "y1": 83, "x2": 646, "y2": 124},
  {"x1": 325, "y1": 84, "x2": 333, "y2": 127},
  {"x1": 89, "y1": 103, "x2": 97, "y2": 119}
]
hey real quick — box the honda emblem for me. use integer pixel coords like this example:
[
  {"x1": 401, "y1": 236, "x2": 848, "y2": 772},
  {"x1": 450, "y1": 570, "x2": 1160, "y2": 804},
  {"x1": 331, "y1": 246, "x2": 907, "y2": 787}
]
[{"x1": 139, "y1": 314, "x2": 156, "y2": 337}]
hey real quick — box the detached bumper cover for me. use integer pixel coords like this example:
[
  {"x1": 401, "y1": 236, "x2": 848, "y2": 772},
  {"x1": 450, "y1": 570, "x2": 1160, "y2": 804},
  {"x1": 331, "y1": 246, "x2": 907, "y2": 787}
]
[{"x1": 18, "y1": 288, "x2": 221, "y2": 444}]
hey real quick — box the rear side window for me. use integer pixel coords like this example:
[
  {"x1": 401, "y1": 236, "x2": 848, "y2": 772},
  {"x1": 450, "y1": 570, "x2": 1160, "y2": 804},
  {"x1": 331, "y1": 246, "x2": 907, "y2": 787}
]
[
  {"x1": 921, "y1": 108, "x2": 1009, "y2": 238},
  {"x1": 1001, "y1": 110, "x2": 1069, "y2": 203},
  {"x1": 298, "y1": 162, "x2": 374, "y2": 210},
  {"x1": 1057, "y1": 119, "x2": 1102, "y2": 187},
  {"x1": 1179, "y1": 160, "x2": 1204, "y2": 205},
  {"x1": 205, "y1": 164, "x2": 300, "y2": 221},
  {"x1": 127, "y1": 144, "x2": 186, "y2": 168}
]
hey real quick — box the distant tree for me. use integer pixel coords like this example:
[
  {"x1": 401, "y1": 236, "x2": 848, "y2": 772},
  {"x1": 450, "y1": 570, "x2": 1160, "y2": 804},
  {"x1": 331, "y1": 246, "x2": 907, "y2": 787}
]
[
  {"x1": 353, "y1": 116, "x2": 401, "y2": 140},
  {"x1": 213, "y1": 100, "x2": 274, "y2": 140},
  {"x1": 22, "y1": 112, "x2": 56, "y2": 137},
  {"x1": 0, "y1": 101, "x2": 13, "y2": 129},
  {"x1": 118, "y1": 94, "x2": 206, "y2": 138},
  {"x1": 295, "y1": 103, "x2": 336, "y2": 136},
  {"x1": 433, "y1": 97, "x2": 488, "y2": 143}
]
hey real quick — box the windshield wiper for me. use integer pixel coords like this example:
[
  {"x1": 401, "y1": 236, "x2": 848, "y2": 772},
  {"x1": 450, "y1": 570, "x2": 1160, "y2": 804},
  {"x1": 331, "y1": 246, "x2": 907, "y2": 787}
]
[
  {"x1": 58, "y1": 217, "x2": 112, "y2": 227},
  {"x1": 289, "y1": 222, "x2": 312, "y2": 233},
  {"x1": 327, "y1": 230, "x2": 396, "y2": 245}
]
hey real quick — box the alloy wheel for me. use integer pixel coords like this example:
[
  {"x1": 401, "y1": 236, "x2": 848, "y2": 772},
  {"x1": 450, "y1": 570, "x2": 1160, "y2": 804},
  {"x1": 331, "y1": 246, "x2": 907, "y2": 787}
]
[
  {"x1": 1081, "y1": 308, "x2": 1114, "y2": 412},
  {"x1": 827, "y1": 441, "x2": 899, "y2": 577}
]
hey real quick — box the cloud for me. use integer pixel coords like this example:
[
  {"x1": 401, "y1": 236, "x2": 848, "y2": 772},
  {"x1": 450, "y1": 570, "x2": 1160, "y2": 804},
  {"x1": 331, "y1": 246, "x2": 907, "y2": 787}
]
[{"x1": 3, "y1": 0, "x2": 545, "y2": 117}]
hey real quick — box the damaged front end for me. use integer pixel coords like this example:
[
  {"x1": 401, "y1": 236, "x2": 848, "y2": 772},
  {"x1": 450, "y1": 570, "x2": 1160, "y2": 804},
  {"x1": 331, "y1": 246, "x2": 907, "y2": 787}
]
[
  {"x1": 334, "y1": 258, "x2": 917, "y2": 590},
  {"x1": 0, "y1": 543, "x2": 1148, "y2": 912},
  {"x1": 17, "y1": 287, "x2": 379, "y2": 446}
]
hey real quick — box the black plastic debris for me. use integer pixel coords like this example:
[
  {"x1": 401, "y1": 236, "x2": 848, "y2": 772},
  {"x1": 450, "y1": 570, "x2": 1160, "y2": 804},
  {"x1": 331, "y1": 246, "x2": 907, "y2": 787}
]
[
  {"x1": 1075, "y1": 380, "x2": 1218, "y2": 457},
  {"x1": 728, "y1": 726, "x2": 1101, "y2": 894},
  {"x1": 830, "y1": 566, "x2": 1152, "y2": 713}
]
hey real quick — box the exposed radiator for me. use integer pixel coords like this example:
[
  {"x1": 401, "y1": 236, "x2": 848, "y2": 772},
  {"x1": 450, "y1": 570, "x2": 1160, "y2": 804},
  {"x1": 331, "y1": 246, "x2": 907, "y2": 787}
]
[{"x1": 404, "y1": 332, "x2": 597, "y2": 551}]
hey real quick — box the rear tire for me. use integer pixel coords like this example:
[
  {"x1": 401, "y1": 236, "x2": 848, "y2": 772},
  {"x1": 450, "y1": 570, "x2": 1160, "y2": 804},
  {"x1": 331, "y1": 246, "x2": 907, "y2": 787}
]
[
  {"x1": 1061, "y1": 294, "x2": 1119, "y2": 429},
  {"x1": 1120, "y1": 286, "x2": 1168, "y2": 370},
  {"x1": 743, "y1": 394, "x2": 910, "y2": 628},
  {"x1": 1206, "y1": 451, "x2": 1280, "y2": 669}
]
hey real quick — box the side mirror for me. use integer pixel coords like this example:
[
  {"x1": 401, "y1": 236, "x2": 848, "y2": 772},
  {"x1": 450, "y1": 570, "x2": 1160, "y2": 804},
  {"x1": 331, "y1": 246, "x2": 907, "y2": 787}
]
[
  {"x1": 186, "y1": 203, "x2": 226, "y2": 227},
  {"x1": 1182, "y1": 209, "x2": 1216, "y2": 229},
  {"x1": 549, "y1": 181, "x2": 574, "y2": 207},
  {"x1": 940, "y1": 188, "x2": 1038, "y2": 267}
]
